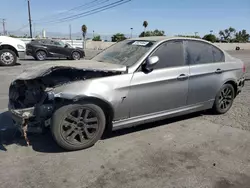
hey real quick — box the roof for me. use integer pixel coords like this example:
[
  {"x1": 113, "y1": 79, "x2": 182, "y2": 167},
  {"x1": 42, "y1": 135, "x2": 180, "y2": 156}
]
[{"x1": 128, "y1": 36, "x2": 209, "y2": 43}]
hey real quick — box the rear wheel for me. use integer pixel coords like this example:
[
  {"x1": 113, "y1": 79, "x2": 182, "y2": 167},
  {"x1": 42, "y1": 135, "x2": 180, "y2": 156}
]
[
  {"x1": 51, "y1": 103, "x2": 106, "y2": 151},
  {"x1": 71, "y1": 51, "x2": 81, "y2": 60},
  {"x1": 212, "y1": 84, "x2": 235, "y2": 114},
  {"x1": 0, "y1": 49, "x2": 17, "y2": 66},
  {"x1": 35, "y1": 50, "x2": 47, "y2": 61}
]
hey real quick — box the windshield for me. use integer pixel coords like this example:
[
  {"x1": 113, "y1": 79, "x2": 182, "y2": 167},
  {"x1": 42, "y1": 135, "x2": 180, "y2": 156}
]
[{"x1": 92, "y1": 40, "x2": 155, "y2": 66}]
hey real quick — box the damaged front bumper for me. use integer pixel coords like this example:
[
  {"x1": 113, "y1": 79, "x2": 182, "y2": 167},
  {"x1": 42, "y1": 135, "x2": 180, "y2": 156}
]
[{"x1": 8, "y1": 103, "x2": 54, "y2": 133}]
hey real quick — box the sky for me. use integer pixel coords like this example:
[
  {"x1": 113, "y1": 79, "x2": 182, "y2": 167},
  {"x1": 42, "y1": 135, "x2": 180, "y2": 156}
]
[{"x1": 0, "y1": 0, "x2": 249, "y2": 38}]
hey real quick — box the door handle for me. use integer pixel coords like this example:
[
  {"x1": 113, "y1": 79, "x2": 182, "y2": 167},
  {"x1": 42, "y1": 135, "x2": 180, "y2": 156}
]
[
  {"x1": 177, "y1": 74, "x2": 188, "y2": 81},
  {"x1": 215, "y1": 69, "x2": 223, "y2": 74}
]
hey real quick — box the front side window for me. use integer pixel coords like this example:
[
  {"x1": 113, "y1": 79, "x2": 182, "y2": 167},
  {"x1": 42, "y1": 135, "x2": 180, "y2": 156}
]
[
  {"x1": 150, "y1": 41, "x2": 185, "y2": 69},
  {"x1": 186, "y1": 40, "x2": 213, "y2": 65},
  {"x1": 92, "y1": 40, "x2": 155, "y2": 66}
]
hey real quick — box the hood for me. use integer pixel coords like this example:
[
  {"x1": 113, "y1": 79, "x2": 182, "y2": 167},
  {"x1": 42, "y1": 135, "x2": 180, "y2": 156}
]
[
  {"x1": 0, "y1": 36, "x2": 25, "y2": 46},
  {"x1": 16, "y1": 60, "x2": 127, "y2": 80}
]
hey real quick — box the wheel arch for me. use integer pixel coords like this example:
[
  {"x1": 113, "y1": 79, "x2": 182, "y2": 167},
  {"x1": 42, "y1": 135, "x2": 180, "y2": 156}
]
[
  {"x1": 223, "y1": 80, "x2": 237, "y2": 97},
  {"x1": 55, "y1": 96, "x2": 114, "y2": 133},
  {"x1": 0, "y1": 45, "x2": 18, "y2": 57},
  {"x1": 35, "y1": 48, "x2": 48, "y2": 55},
  {"x1": 71, "y1": 50, "x2": 83, "y2": 58}
]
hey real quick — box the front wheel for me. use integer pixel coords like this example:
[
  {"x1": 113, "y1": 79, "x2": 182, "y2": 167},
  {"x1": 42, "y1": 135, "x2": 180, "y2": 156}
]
[
  {"x1": 212, "y1": 84, "x2": 235, "y2": 114},
  {"x1": 51, "y1": 103, "x2": 106, "y2": 151},
  {"x1": 0, "y1": 49, "x2": 17, "y2": 66}
]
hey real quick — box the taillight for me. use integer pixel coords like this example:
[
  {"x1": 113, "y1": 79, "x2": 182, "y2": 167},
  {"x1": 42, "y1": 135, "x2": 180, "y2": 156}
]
[{"x1": 243, "y1": 64, "x2": 246, "y2": 73}]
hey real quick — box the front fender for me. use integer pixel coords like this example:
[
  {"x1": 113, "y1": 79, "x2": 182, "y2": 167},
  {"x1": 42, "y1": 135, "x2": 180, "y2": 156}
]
[{"x1": 53, "y1": 79, "x2": 117, "y2": 106}]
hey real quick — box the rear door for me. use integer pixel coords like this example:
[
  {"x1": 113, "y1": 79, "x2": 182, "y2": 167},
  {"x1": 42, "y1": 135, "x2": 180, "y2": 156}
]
[
  {"x1": 51, "y1": 40, "x2": 71, "y2": 57},
  {"x1": 185, "y1": 40, "x2": 226, "y2": 105}
]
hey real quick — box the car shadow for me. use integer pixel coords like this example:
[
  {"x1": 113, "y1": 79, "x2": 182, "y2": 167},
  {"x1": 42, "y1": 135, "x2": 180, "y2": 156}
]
[
  {"x1": 0, "y1": 110, "x2": 205, "y2": 153},
  {"x1": 21, "y1": 58, "x2": 70, "y2": 61}
]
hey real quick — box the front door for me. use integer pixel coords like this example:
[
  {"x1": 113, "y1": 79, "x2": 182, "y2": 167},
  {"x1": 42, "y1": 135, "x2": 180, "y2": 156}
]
[
  {"x1": 184, "y1": 40, "x2": 226, "y2": 105},
  {"x1": 128, "y1": 40, "x2": 189, "y2": 118}
]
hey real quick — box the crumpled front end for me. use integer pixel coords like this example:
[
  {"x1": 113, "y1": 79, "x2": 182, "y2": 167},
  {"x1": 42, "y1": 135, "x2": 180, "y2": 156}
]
[{"x1": 8, "y1": 66, "x2": 122, "y2": 133}]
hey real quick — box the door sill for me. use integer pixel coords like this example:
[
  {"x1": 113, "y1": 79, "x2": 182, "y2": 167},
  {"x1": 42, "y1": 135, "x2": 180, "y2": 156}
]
[{"x1": 112, "y1": 100, "x2": 214, "y2": 131}]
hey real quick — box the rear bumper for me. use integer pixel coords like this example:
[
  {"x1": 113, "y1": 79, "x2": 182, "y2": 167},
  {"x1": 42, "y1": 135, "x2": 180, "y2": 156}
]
[{"x1": 18, "y1": 51, "x2": 26, "y2": 59}]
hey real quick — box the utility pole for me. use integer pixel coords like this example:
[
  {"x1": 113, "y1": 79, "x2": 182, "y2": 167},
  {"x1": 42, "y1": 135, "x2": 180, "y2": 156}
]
[
  {"x1": 1, "y1": 19, "x2": 6, "y2": 35},
  {"x1": 33, "y1": 22, "x2": 36, "y2": 37},
  {"x1": 69, "y1": 24, "x2": 72, "y2": 40},
  {"x1": 27, "y1": 0, "x2": 33, "y2": 38},
  {"x1": 93, "y1": 30, "x2": 95, "y2": 38}
]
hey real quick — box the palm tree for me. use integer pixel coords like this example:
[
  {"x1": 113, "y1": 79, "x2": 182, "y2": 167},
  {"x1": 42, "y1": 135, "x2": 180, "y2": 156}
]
[
  {"x1": 82, "y1": 25, "x2": 87, "y2": 49},
  {"x1": 143, "y1": 21, "x2": 148, "y2": 36}
]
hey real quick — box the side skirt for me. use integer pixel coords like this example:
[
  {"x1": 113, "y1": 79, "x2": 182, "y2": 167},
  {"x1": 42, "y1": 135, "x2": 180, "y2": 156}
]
[{"x1": 112, "y1": 100, "x2": 214, "y2": 131}]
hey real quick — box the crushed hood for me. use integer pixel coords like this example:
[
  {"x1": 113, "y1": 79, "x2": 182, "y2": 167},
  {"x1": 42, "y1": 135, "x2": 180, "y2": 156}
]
[{"x1": 17, "y1": 60, "x2": 127, "y2": 80}]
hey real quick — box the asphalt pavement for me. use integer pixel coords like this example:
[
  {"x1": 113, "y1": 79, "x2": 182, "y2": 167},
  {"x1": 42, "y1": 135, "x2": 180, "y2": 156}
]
[{"x1": 0, "y1": 50, "x2": 250, "y2": 188}]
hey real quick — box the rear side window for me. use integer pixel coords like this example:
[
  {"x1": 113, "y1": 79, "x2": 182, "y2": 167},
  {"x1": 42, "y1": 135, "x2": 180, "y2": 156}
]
[
  {"x1": 151, "y1": 41, "x2": 185, "y2": 69},
  {"x1": 186, "y1": 41, "x2": 213, "y2": 65},
  {"x1": 212, "y1": 46, "x2": 225, "y2": 62}
]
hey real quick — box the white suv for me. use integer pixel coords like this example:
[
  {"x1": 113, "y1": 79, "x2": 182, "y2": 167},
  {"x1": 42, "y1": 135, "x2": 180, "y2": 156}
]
[{"x1": 0, "y1": 36, "x2": 26, "y2": 66}]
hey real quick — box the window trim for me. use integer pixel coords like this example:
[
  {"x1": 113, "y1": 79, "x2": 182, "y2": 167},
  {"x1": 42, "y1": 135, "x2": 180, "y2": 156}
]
[{"x1": 135, "y1": 39, "x2": 186, "y2": 72}]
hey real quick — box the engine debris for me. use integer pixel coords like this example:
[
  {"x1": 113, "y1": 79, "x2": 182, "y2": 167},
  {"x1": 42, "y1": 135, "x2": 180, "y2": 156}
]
[{"x1": 22, "y1": 119, "x2": 30, "y2": 146}]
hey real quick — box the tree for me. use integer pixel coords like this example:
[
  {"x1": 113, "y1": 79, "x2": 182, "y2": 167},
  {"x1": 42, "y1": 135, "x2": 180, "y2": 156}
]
[
  {"x1": 92, "y1": 35, "x2": 102, "y2": 41},
  {"x1": 235, "y1": 29, "x2": 250, "y2": 43},
  {"x1": 219, "y1": 27, "x2": 236, "y2": 41},
  {"x1": 177, "y1": 35, "x2": 201, "y2": 39},
  {"x1": 139, "y1": 29, "x2": 165, "y2": 37},
  {"x1": 111, "y1": 33, "x2": 127, "y2": 42},
  {"x1": 143, "y1": 21, "x2": 148, "y2": 36},
  {"x1": 81, "y1": 24, "x2": 87, "y2": 49},
  {"x1": 202, "y1": 34, "x2": 217, "y2": 43}
]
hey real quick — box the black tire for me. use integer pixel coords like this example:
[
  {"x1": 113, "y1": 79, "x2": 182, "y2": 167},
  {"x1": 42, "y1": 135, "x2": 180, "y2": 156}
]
[
  {"x1": 51, "y1": 103, "x2": 106, "y2": 151},
  {"x1": 71, "y1": 51, "x2": 81, "y2": 60},
  {"x1": 35, "y1": 50, "x2": 47, "y2": 61},
  {"x1": 0, "y1": 49, "x2": 17, "y2": 66},
  {"x1": 212, "y1": 84, "x2": 235, "y2": 114}
]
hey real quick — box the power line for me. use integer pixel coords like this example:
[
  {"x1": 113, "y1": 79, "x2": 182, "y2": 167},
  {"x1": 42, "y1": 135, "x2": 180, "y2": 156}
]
[
  {"x1": 35, "y1": 0, "x2": 106, "y2": 22},
  {"x1": 38, "y1": 0, "x2": 131, "y2": 25}
]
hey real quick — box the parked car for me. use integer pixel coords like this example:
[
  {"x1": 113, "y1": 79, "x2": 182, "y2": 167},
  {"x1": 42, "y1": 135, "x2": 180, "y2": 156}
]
[
  {"x1": 26, "y1": 39, "x2": 85, "y2": 60},
  {"x1": 8, "y1": 37, "x2": 245, "y2": 151},
  {"x1": 0, "y1": 36, "x2": 26, "y2": 66}
]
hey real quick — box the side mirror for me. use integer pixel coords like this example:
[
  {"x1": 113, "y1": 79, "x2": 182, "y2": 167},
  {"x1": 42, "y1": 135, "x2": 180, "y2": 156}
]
[
  {"x1": 142, "y1": 56, "x2": 159, "y2": 73},
  {"x1": 64, "y1": 44, "x2": 69, "y2": 48}
]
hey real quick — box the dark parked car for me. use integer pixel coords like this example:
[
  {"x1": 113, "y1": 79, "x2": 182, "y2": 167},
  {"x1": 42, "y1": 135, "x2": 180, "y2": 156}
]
[{"x1": 26, "y1": 39, "x2": 85, "y2": 61}]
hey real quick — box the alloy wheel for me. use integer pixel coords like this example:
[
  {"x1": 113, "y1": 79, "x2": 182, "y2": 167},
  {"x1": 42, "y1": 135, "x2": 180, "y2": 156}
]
[
  {"x1": 36, "y1": 51, "x2": 46, "y2": 60},
  {"x1": 61, "y1": 108, "x2": 99, "y2": 145},
  {"x1": 72, "y1": 52, "x2": 80, "y2": 60},
  {"x1": 218, "y1": 86, "x2": 234, "y2": 111}
]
